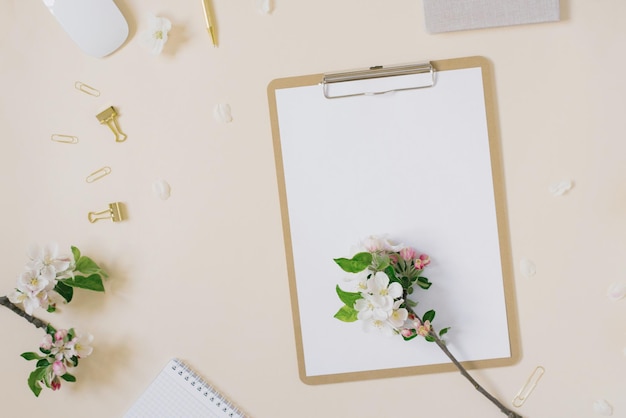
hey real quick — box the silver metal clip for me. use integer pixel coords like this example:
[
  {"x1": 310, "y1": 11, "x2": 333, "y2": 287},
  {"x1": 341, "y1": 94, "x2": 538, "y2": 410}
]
[{"x1": 321, "y1": 62, "x2": 435, "y2": 99}]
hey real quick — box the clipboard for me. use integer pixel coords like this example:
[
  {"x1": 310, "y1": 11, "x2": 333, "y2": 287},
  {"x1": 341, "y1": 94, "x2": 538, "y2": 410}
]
[{"x1": 267, "y1": 56, "x2": 519, "y2": 384}]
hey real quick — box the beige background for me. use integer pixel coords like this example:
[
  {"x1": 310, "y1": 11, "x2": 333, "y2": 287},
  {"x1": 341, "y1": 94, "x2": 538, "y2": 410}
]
[{"x1": 0, "y1": 1, "x2": 624, "y2": 417}]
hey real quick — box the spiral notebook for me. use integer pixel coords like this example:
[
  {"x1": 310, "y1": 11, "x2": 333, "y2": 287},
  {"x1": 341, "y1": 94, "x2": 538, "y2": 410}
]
[{"x1": 124, "y1": 358, "x2": 248, "y2": 418}]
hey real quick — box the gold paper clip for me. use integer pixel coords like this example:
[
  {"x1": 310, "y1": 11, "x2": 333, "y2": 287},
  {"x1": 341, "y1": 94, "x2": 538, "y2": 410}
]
[
  {"x1": 75, "y1": 81, "x2": 100, "y2": 97},
  {"x1": 96, "y1": 106, "x2": 127, "y2": 142},
  {"x1": 86, "y1": 166, "x2": 112, "y2": 183},
  {"x1": 512, "y1": 366, "x2": 545, "y2": 407},
  {"x1": 88, "y1": 202, "x2": 126, "y2": 223},
  {"x1": 51, "y1": 134, "x2": 79, "y2": 144}
]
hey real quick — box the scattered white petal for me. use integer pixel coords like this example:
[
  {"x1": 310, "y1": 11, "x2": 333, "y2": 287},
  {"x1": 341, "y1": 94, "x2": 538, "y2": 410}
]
[
  {"x1": 152, "y1": 179, "x2": 171, "y2": 200},
  {"x1": 214, "y1": 103, "x2": 233, "y2": 123},
  {"x1": 140, "y1": 15, "x2": 172, "y2": 55},
  {"x1": 258, "y1": 0, "x2": 274, "y2": 14},
  {"x1": 549, "y1": 179, "x2": 573, "y2": 196},
  {"x1": 607, "y1": 282, "x2": 626, "y2": 301},
  {"x1": 593, "y1": 399, "x2": 613, "y2": 416},
  {"x1": 520, "y1": 258, "x2": 536, "y2": 278}
]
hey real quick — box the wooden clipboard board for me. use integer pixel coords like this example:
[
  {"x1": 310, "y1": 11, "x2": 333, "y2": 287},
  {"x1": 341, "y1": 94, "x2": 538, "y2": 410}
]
[{"x1": 268, "y1": 56, "x2": 520, "y2": 384}]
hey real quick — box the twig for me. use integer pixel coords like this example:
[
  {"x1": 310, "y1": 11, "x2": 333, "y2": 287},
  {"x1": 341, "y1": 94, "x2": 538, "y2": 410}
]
[
  {"x1": 0, "y1": 296, "x2": 49, "y2": 330},
  {"x1": 406, "y1": 304, "x2": 522, "y2": 418}
]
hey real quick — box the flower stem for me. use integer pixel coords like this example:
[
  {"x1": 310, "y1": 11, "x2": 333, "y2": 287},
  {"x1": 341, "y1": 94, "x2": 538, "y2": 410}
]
[
  {"x1": 0, "y1": 296, "x2": 49, "y2": 330},
  {"x1": 405, "y1": 305, "x2": 522, "y2": 418}
]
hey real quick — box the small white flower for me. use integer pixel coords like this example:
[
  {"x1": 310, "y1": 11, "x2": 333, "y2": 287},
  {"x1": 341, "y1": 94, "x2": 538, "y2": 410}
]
[
  {"x1": 152, "y1": 179, "x2": 171, "y2": 200},
  {"x1": 549, "y1": 179, "x2": 573, "y2": 196},
  {"x1": 26, "y1": 243, "x2": 72, "y2": 281},
  {"x1": 520, "y1": 258, "x2": 536, "y2": 278},
  {"x1": 258, "y1": 0, "x2": 273, "y2": 14},
  {"x1": 17, "y1": 268, "x2": 49, "y2": 294},
  {"x1": 388, "y1": 300, "x2": 408, "y2": 328},
  {"x1": 607, "y1": 282, "x2": 626, "y2": 301},
  {"x1": 358, "y1": 235, "x2": 403, "y2": 253},
  {"x1": 141, "y1": 15, "x2": 172, "y2": 54},
  {"x1": 593, "y1": 399, "x2": 613, "y2": 416},
  {"x1": 68, "y1": 331, "x2": 94, "y2": 359},
  {"x1": 362, "y1": 317, "x2": 395, "y2": 335},
  {"x1": 355, "y1": 293, "x2": 389, "y2": 321},
  {"x1": 214, "y1": 103, "x2": 233, "y2": 123}
]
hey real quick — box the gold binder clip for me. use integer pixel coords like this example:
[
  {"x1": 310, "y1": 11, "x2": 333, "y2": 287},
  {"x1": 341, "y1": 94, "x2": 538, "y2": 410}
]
[
  {"x1": 96, "y1": 106, "x2": 127, "y2": 142},
  {"x1": 74, "y1": 81, "x2": 100, "y2": 97},
  {"x1": 86, "y1": 166, "x2": 112, "y2": 183},
  {"x1": 51, "y1": 134, "x2": 79, "y2": 144},
  {"x1": 512, "y1": 366, "x2": 545, "y2": 407},
  {"x1": 88, "y1": 202, "x2": 126, "y2": 223}
]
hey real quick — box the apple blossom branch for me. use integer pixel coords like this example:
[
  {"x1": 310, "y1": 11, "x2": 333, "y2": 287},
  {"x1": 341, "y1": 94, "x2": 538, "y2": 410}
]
[
  {"x1": 0, "y1": 296, "x2": 48, "y2": 330},
  {"x1": 405, "y1": 302, "x2": 522, "y2": 418}
]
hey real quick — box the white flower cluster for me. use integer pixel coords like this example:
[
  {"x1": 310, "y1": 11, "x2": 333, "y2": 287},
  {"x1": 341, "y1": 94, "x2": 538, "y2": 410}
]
[
  {"x1": 8, "y1": 244, "x2": 73, "y2": 315},
  {"x1": 354, "y1": 271, "x2": 408, "y2": 335}
]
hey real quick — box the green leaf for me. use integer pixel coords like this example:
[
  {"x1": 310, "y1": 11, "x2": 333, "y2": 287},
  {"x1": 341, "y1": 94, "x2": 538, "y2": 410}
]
[
  {"x1": 21, "y1": 352, "x2": 41, "y2": 361},
  {"x1": 71, "y1": 246, "x2": 81, "y2": 263},
  {"x1": 417, "y1": 276, "x2": 432, "y2": 290},
  {"x1": 27, "y1": 367, "x2": 47, "y2": 397},
  {"x1": 46, "y1": 324, "x2": 56, "y2": 336},
  {"x1": 335, "y1": 285, "x2": 361, "y2": 307},
  {"x1": 424, "y1": 335, "x2": 436, "y2": 342},
  {"x1": 334, "y1": 252, "x2": 372, "y2": 273},
  {"x1": 423, "y1": 309, "x2": 436, "y2": 323},
  {"x1": 54, "y1": 280, "x2": 73, "y2": 303},
  {"x1": 61, "y1": 373, "x2": 76, "y2": 382},
  {"x1": 46, "y1": 304, "x2": 56, "y2": 313},
  {"x1": 384, "y1": 265, "x2": 398, "y2": 283},
  {"x1": 439, "y1": 327, "x2": 450, "y2": 337},
  {"x1": 334, "y1": 305, "x2": 359, "y2": 322},
  {"x1": 62, "y1": 274, "x2": 105, "y2": 292},
  {"x1": 75, "y1": 255, "x2": 108, "y2": 278},
  {"x1": 36, "y1": 359, "x2": 50, "y2": 368}
]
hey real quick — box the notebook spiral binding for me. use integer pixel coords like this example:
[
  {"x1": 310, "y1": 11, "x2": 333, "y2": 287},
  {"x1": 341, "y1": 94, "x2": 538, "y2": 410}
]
[{"x1": 172, "y1": 358, "x2": 248, "y2": 418}]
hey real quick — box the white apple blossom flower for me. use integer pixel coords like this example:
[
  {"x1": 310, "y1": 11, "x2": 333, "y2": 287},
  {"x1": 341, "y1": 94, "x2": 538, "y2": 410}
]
[
  {"x1": 9, "y1": 288, "x2": 47, "y2": 315},
  {"x1": 26, "y1": 243, "x2": 72, "y2": 281},
  {"x1": 358, "y1": 235, "x2": 403, "y2": 253},
  {"x1": 67, "y1": 331, "x2": 94, "y2": 359},
  {"x1": 17, "y1": 268, "x2": 49, "y2": 294},
  {"x1": 388, "y1": 300, "x2": 408, "y2": 328},
  {"x1": 363, "y1": 317, "x2": 395, "y2": 335},
  {"x1": 141, "y1": 15, "x2": 172, "y2": 55},
  {"x1": 367, "y1": 271, "x2": 403, "y2": 308},
  {"x1": 355, "y1": 293, "x2": 390, "y2": 321}
]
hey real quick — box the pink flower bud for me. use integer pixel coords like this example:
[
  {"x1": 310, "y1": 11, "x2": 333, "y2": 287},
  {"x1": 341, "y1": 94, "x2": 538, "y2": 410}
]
[
  {"x1": 414, "y1": 254, "x2": 430, "y2": 270},
  {"x1": 51, "y1": 378, "x2": 61, "y2": 391},
  {"x1": 400, "y1": 329, "x2": 414, "y2": 338},
  {"x1": 52, "y1": 360, "x2": 66, "y2": 376},
  {"x1": 40, "y1": 334, "x2": 53, "y2": 350},
  {"x1": 55, "y1": 329, "x2": 68, "y2": 342},
  {"x1": 388, "y1": 254, "x2": 399, "y2": 265},
  {"x1": 399, "y1": 247, "x2": 417, "y2": 261}
]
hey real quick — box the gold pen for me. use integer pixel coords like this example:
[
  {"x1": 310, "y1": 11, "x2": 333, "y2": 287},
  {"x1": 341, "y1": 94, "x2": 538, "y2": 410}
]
[{"x1": 202, "y1": 0, "x2": 217, "y2": 47}]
